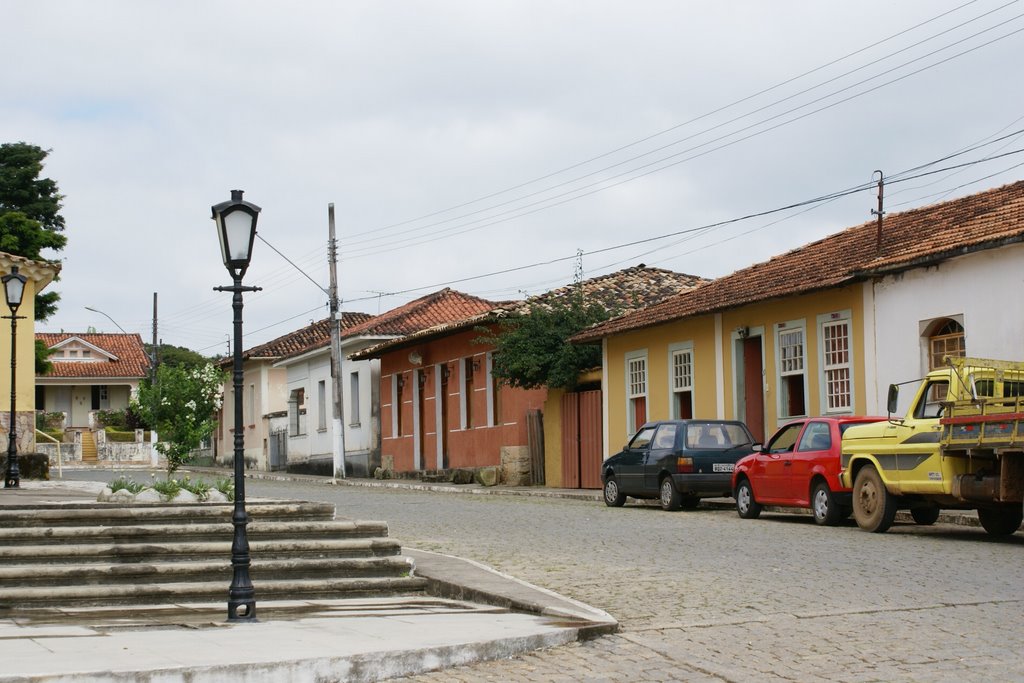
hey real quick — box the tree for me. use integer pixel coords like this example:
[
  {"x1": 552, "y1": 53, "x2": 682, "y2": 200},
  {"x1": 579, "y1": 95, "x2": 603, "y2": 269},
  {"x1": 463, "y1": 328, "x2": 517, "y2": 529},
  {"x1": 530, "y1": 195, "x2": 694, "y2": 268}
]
[
  {"x1": 479, "y1": 298, "x2": 612, "y2": 391},
  {"x1": 35, "y1": 340, "x2": 54, "y2": 375},
  {"x1": 146, "y1": 343, "x2": 211, "y2": 371},
  {"x1": 0, "y1": 142, "x2": 67, "y2": 321},
  {"x1": 135, "y1": 363, "x2": 224, "y2": 478}
]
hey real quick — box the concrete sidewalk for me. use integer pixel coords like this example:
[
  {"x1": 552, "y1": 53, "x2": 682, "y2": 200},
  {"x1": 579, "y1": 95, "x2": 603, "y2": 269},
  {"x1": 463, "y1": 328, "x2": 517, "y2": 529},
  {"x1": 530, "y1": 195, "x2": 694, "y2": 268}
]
[{"x1": 0, "y1": 481, "x2": 616, "y2": 683}]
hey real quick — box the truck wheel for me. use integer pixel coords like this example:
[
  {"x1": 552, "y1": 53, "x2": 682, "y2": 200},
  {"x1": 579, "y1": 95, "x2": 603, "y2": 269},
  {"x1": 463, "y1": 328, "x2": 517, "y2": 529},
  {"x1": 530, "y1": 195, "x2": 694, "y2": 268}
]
[
  {"x1": 853, "y1": 465, "x2": 897, "y2": 533},
  {"x1": 910, "y1": 504, "x2": 941, "y2": 526},
  {"x1": 735, "y1": 479, "x2": 762, "y2": 519},
  {"x1": 660, "y1": 477, "x2": 682, "y2": 511},
  {"x1": 812, "y1": 481, "x2": 843, "y2": 526},
  {"x1": 977, "y1": 505, "x2": 1023, "y2": 536}
]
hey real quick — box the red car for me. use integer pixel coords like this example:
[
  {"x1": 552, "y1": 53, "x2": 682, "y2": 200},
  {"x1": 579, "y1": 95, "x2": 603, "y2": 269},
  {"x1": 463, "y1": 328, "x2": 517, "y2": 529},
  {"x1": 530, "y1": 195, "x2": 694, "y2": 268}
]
[{"x1": 732, "y1": 416, "x2": 887, "y2": 526}]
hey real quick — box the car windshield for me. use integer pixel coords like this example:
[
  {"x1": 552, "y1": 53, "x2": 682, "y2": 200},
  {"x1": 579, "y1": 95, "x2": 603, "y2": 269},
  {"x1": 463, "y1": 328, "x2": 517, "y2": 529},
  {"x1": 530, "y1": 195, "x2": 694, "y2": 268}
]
[{"x1": 684, "y1": 423, "x2": 751, "y2": 449}]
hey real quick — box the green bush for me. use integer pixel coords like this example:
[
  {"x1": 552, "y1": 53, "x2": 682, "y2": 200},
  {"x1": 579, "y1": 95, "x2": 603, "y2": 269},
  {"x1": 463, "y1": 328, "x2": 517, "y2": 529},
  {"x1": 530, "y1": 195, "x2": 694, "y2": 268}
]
[
  {"x1": 151, "y1": 479, "x2": 181, "y2": 498},
  {"x1": 178, "y1": 476, "x2": 211, "y2": 499},
  {"x1": 95, "y1": 409, "x2": 128, "y2": 429},
  {"x1": 109, "y1": 476, "x2": 145, "y2": 494},
  {"x1": 215, "y1": 477, "x2": 235, "y2": 501},
  {"x1": 104, "y1": 428, "x2": 137, "y2": 443}
]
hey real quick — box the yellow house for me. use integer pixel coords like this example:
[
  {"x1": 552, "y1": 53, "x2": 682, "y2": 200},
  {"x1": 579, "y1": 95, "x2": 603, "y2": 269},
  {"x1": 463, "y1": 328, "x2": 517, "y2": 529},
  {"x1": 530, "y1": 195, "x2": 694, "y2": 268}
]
[
  {"x1": 0, "y1": 251, "x2": 60, "y2": 455},
  {"x1": 574, "y1": 180, "x2": 1024, "y2": 456}
]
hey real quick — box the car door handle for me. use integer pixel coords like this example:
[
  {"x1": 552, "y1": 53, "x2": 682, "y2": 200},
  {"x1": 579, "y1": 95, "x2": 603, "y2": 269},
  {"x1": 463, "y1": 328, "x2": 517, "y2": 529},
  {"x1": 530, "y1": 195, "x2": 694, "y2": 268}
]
[{"x1": 784, "y1": 461, "x2": 792, "y2": 467}]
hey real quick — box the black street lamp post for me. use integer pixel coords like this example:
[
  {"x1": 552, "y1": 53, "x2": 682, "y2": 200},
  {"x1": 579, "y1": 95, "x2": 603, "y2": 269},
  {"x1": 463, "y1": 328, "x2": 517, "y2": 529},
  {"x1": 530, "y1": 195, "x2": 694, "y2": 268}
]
[
  {"x1": 211, "y1": 190, "x2": 262, "y2": 621},
  {"x1": 3, "y1": 267, "x2": 27, "y2": 489}
]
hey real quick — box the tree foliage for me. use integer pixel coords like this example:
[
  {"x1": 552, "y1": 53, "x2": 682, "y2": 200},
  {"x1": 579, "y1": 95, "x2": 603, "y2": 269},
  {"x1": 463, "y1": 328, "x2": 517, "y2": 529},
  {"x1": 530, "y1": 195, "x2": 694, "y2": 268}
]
[
  {"x1": 147, "y1": 343, "x2": 211, "y2": 371},
  {"x1": 479, "y1": 298, "x2": 611, "y2": 391},
  {"x1": 34, "y1": 339, "x2": 54, "y2": 375},
  {"x1": 0, "y1": 142, "x2": 67, "y2": 321},
  {"x1": 135, "y1": 363, "x2": 224, "y2": 478}
]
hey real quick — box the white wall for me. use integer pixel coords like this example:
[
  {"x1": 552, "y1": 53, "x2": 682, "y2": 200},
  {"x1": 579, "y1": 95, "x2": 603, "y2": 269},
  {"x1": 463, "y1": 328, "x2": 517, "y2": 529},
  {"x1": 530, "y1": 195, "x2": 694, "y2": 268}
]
[
  {"x1": 279, "y1": 339, "x2": 382, "y2": 464},
  {"x1": 867, "y1": 243, "x2": 1024, "y2": 412}
]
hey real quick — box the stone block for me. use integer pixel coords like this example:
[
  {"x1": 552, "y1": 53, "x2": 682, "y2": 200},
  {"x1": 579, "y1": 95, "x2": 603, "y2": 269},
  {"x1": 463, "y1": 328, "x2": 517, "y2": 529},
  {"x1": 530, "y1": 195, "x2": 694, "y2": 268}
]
[
  {"x1": 475, "y1": 466, "x2": 498, "y2": 487},
  {"x1": 500, "y1": 446, "x2": 533, "y2": 486},
  {"x1": 451, "y1": 468, "x2": 474, "y2": 485}
]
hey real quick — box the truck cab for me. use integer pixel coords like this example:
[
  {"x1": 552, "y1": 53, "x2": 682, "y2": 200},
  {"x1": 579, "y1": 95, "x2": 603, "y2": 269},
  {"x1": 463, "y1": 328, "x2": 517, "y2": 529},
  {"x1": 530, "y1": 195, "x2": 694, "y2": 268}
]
[{"x1": 840, "y1": 357, "x2": 1024, "y2": 535}]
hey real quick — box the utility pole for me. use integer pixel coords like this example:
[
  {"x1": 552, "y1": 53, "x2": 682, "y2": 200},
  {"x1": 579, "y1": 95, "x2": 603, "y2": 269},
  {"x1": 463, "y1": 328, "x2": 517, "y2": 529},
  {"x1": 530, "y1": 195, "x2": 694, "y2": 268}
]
[
  {"x1": 151, "y1": 293, "x2": 158, "y2": 377},
  {"x1": 328, "y1": 203, "x2": 346, "y2": 479},
  {"x1": 872, "y1": 170, "x2": 885, "y2": 251}
]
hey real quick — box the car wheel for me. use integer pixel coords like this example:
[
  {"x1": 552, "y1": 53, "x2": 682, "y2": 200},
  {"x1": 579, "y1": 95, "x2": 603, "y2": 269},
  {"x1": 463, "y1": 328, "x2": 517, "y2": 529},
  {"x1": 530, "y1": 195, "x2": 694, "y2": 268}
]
[
  {"x1": 660, "y1": 477, "x2": 682, "y2": 511},
  {"x1": 977, "y1": 505, "x2": 1023, "y2": 536},
  {"x1": 852, "y1": 465, "x2": 897, "y2": 533},
  {"x1": 735, "y1": 479, "x2": 762, "y2": 519},
  {"x1": 910, "y1": 504, "x2": 941, "y2": 526},
  {"x1": 680, "y1": 494, "x2": 701, "y2": 510},
  {"x1": 811, "y1": 481, "x2": 843, "y2": 526},
  {"x1": 603, "y1": 477, "x2": 626, "y2": 507}
]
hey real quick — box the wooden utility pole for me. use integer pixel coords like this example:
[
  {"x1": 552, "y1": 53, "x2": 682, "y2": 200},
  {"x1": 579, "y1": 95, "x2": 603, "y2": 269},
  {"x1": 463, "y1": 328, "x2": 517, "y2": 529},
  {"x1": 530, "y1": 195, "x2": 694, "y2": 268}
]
[{"x1": 328, "y1": 204, "x2": 346, "y2": 479}]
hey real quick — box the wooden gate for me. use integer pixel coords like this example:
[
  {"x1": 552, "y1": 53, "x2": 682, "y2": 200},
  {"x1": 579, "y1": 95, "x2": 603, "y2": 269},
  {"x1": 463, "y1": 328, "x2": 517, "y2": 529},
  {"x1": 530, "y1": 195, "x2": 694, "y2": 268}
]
[{"x1": 561, "y1": 390, "x2": 603, "y2": 489}]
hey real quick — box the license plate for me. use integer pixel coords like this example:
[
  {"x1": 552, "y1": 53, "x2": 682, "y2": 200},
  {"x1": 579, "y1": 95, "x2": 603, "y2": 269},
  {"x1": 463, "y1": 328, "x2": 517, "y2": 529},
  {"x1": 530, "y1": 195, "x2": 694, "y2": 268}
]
[{"x1": 712, "y1": 463, "x2": 734, "y2": 473}]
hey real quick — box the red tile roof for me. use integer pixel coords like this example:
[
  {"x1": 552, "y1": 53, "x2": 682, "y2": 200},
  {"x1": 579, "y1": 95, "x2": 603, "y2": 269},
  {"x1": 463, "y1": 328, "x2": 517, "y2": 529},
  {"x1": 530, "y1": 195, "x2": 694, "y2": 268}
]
[
  {"x1": 233, "y1": 311, "x2": 375, "y2": 365},
  {"x1": 343, "y1": 289, "x2": 500, "y2": 338},
  {"x1": 36, "y1": 333, "x2": 151, "y2": 379},
  {"x1": 351, "y1": 266, "x2": 705, "y2": 360},
  {"x1": 573, "y1": 180, "x2": 1024, "y2": 342}
]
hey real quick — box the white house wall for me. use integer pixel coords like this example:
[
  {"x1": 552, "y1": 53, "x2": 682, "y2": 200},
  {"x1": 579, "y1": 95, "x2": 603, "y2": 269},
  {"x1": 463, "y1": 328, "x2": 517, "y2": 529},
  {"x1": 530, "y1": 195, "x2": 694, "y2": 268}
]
[
  {"x1": 281, "y1": 343, "x2": 381, "y2": 465},
  {"x1": 868, "y1": 243, "x2": 1024, "y2": 412}
]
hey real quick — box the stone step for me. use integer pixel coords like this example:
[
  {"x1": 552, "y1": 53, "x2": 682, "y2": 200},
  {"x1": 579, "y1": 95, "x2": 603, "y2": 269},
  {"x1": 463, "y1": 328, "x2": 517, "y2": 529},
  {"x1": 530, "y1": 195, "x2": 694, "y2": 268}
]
[
  {"x1": 0, "y1": 501, "x2": 338, "y2": 526},
  {"x1": 0, "y1": 576, "x2": 429, "y2": 608},
  {"x1": 0, "y1": 556, "x2": 415, "y2": 587},
  {"x1": 0, "y1": 537, "x2": 403, "y2": 563},
  {"x1": 0, "y1": 519, "x2": 388, "y2": 546}
]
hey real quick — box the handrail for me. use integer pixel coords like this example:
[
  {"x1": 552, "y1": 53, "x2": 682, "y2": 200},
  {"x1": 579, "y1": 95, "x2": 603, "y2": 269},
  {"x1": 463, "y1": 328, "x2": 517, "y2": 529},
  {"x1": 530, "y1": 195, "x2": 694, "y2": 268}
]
[{"x1": 35, "y1": 429, "x2": 62, "y2": 479}]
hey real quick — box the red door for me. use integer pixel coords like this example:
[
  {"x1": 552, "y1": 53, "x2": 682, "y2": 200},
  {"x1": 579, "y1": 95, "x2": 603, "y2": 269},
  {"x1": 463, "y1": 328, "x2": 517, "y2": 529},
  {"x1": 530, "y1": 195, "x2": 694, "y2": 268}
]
[
  {"x1": 743, "y1": 337, "x2": 765, "y2": 443},
  {"x1": 561, "y1": 390, "x2": 604, "y2": 489}
]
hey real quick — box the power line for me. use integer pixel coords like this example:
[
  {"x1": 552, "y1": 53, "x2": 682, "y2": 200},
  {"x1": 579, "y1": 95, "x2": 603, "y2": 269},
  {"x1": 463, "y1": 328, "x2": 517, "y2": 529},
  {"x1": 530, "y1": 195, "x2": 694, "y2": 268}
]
[
  {"x1": 337, "y1": 19, "x2": 1024, "y2": 260},
  {"x1": 338, "y1": 0, "x2": 993, "y2": 243}
]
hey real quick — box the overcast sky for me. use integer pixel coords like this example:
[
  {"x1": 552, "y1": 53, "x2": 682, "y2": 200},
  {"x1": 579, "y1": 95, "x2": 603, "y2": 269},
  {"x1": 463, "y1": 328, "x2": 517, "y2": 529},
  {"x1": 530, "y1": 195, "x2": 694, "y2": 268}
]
[{"x1": 6, "y1": 1, "x2": 1023, "y2": 355}]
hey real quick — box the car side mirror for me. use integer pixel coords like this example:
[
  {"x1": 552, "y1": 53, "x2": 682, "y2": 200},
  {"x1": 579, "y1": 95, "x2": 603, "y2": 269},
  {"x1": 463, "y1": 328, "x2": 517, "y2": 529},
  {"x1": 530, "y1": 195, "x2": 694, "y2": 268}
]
[
  {"x1": 886, "y1": 384, "x2": 899, "y2": 415},
  {"x1": 751, "y1": 443, "x2": 764, "y2": 453}
]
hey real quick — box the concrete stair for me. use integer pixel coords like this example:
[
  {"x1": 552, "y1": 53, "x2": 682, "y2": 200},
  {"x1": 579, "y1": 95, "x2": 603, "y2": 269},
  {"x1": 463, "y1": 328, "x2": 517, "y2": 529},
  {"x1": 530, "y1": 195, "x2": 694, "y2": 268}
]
[
  {"x1": 80, "y1": 431, "x2": 98, "y2": 463},
  {"x1": 0, "y1": 500, "x2": 427, "y2": 609}
]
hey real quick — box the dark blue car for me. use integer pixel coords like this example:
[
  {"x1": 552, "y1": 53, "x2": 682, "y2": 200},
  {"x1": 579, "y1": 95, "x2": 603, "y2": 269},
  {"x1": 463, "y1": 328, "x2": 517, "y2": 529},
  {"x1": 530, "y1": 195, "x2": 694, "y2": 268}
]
[{"x1": 602, "y1": 420, "x2": 755, "y2": 510}]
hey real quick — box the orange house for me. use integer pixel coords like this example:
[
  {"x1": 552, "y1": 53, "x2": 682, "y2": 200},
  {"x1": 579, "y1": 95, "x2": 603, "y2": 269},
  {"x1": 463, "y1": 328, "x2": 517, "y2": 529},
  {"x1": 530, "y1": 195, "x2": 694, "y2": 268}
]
[{"x1": 353, "y1": 266, "x2": 706, "y2": 483}]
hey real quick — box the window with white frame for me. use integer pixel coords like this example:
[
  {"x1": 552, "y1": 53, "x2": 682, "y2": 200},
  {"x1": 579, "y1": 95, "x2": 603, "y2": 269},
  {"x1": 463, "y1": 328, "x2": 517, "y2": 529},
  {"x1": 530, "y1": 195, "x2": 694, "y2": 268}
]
[
  {"x1": 778, "y1": 325, "x2": 806, "y2": 417},
  {"x1": 349, "y1": 371, "x2": 361, "y2": 426},
  {"x1": 670, "y1": 346, "x2": 693, "y2": 419},
  {"x1": 822, "y1": 320, "x2": 852, "y2": 411},
  {"x1": 317, "y1": 380, "x2": 327, "y2": 430},
  {"x1": 626, "y1": 354, "x2": 648, "y2": 434},
  {"x1": 247, "y1": 384, "x2": 255, "y2": 425}
]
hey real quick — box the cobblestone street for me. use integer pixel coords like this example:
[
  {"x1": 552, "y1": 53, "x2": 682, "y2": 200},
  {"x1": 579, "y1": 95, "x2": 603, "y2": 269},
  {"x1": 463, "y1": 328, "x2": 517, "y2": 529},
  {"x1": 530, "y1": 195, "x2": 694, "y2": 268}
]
[{"x1": 233, "y1": 480, "x2": 1023, "y2": 682}]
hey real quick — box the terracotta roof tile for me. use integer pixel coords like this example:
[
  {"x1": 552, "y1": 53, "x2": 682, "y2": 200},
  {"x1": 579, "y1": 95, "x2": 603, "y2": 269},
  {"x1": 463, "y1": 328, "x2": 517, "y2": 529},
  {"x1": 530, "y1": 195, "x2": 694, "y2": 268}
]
[
  {"x1": 526, "y1": 264, "x2": 707, "y2": 314},
  {"x1": 342, "y1": 289, "x2": 500, "y2": 338},
  {"x1": 36, "y1": 333, "x2": 151, "y2": 379},
  {"x1": 574, "y1": 180, "x2": 1024, "y2": 342},
  {"x1": 232, "y1": 311, "x2": 375, "y2": 365},
  {"x1": 351, "y1": 266, "x2": 705, "y2": 359}
]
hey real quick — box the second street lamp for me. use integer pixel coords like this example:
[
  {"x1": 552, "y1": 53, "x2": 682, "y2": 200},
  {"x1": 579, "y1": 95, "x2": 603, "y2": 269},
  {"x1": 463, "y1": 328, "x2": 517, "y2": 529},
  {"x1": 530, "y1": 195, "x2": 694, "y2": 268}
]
[
  {"x1": 3, "y1": 267, "x2": 27, "y2": 489},
  {"x1": 212, "y1": 189, "x2": 262, "y2": 622}
]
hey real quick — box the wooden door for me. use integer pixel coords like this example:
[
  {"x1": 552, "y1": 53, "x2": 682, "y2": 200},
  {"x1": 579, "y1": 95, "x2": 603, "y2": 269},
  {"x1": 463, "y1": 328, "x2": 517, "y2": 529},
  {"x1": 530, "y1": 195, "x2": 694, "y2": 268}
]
[{"x1": 743, "y1": 337, "x2": 765, "y2": 443}]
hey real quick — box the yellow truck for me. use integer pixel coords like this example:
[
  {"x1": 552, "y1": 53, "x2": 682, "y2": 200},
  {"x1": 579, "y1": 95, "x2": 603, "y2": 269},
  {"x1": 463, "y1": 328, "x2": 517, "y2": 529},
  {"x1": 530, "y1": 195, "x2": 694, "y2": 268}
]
[{"x1": 840, "y1": 357, "x2": 1024, "y2": 535}]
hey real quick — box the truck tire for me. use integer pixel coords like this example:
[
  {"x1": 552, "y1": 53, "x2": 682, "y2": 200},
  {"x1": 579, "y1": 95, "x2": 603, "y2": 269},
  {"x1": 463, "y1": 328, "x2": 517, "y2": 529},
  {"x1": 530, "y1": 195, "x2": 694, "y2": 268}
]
[
  {"x1": 977, "y1": 505, "x2": 1023, "y2": 536},
  {"x1": 853, "y1": 465, "x2": 897, "y2": 533}
]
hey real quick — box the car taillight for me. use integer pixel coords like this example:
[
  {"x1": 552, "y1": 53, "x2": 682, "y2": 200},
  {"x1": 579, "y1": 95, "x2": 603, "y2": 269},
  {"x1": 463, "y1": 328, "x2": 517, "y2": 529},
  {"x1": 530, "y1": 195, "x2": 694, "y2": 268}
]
[{"x1": 677, "y1": 456, "x2": 694, "y2": 473}]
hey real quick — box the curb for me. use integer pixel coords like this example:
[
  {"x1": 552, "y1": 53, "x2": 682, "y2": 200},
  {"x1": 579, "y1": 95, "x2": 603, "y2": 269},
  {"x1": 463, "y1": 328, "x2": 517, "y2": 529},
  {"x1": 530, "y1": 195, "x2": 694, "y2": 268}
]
[{"x1": 74, "y1": 465, "x2": 984, "y2": 529}]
